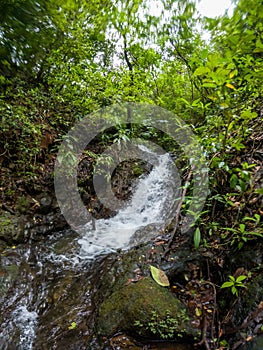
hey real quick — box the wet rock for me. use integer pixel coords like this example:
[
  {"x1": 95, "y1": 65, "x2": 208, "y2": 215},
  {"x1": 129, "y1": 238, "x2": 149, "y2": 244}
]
[
  {"x1": 0, "y1": 263, "x2": 19, "y2": 299},
  {"x1": 109, "y1": 334, "x2": 143, "y2": 349},
  {"x1": 28, "y1": 212, "x2": 68, "y2": 239},
  {"x1": 0, "y1": 206, "x2": 69, "y2": 247},
  {"x1": 0, "y1": 210, "x2": 26, "y2": 245},
  {"x1": 230, "y1": 272, "x2": 263, "y2": 328},
  {"x1": 0, "y1": 339, "x2": 17, "y2": 350},
  {"x1": 37, "y1": 194, "x2": 53, "y2": 214},
  {"x1": 111, "y1": 159, "x2": 153, "y2": 201},
  {"x1": 130, "y1": 223, "x2": 164, "y2": 246},
  {"x1": 97, "y1": 277, "x2": 200, "y2": 342},
  {"x1": 239, "y1": 335, "x2": 263, "y2": 349},
  {"x1": 226, "y1": 241, "x2": 263, "y2": 272},
  {"x1": 109, "y1": 333, "x2": 193, "y2": 350},
  {"x1": 5, "y1": 224, "x2": 262, "y2": 349},
  {"x1": 217, "y1": 244, "x2": 263, "y2": 348}
]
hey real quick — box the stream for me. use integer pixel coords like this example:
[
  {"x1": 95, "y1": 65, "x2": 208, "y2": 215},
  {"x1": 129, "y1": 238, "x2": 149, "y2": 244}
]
[{"x1": 0, "y1": 148, "x2": 181, "y2": 349}]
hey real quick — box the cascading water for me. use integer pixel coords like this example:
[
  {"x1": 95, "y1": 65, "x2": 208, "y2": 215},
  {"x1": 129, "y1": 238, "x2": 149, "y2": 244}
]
[
  {"x1": 0, "y1": 147, "x2": 180, "y2": 349},
  {"x1": 78, "y1": 146, "x2": 180, "y2": 258}
]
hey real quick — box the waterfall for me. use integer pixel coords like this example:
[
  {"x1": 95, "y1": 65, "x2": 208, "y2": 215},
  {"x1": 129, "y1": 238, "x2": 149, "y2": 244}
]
[
  {"x1": 0, "y1": 147, "x2": 179, "y2": 348},
  {"x1": 78, "y1": 146, "x2": 180, "y2": 258}
]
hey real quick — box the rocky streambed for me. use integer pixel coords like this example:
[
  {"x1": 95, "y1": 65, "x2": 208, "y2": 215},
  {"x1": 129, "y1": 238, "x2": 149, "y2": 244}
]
[
  {"x1": 0, "y1": 216, "x2": 263, "y2": 349},
  {"x1": 0, "y1": 146, "x2": 262, "y2": 349}
]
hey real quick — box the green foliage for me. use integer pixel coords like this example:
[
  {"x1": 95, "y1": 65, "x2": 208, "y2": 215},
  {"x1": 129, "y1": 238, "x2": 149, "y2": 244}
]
[
  {"x1": 0, "y1": 0, "x2": 61, "y2": 78},
  {"x1": 221, "y1": 275, "x2": 247, "y2": 296},
  {"x1": 194, "y1": 227, "x2": 201, "y2": 249},
  {"x1": 229, "y1": 162, "x2": 255, "y2": 193},
  {"x1": 1, "y1": 89, "x2": 42, "y2": 173},
  {"x1": 223, "y1": 223, "x2": 263, "y2": 250},
  {"x1": 0, "y1": 0, "x2": 262, "y2": 253},
  {"x1": 134, "y1": 309, "x2": 190, "y2": 340}
]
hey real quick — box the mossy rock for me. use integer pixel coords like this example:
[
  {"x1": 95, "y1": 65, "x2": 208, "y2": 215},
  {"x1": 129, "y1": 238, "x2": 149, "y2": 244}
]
[
  {"x1": 0, "y1": 211, "x2": 25, "y2": 245},
  {"x1": 97, "y1": 277, "x2": 200, "y2": 341},
  {"x1": 231, "y1": 272, "x2": 263, "y2": 327}
]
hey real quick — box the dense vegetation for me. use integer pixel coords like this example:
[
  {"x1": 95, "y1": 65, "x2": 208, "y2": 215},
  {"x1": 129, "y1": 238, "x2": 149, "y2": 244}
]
[
  {"x1": 1, "y1": 0, "x2": 262, "y2": 238},
  {"x1": 0, "y1": 0, "x2": 262, "y2": 347}
]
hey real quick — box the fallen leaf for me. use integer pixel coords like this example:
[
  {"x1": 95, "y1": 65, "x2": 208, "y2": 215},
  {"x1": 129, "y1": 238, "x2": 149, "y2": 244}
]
[{"x1": 150, "y1": 265, "x2": 170, "y2": 287}]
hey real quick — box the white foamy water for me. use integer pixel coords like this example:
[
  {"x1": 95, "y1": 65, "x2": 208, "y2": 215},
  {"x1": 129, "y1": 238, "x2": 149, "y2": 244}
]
[
  {"x1": 13, "y1": 305, "x2": 38, "y2": 350},
  {"x1": 0, "y1": 147, "x2": 181, "y2": 348},
  {"x1": 78, "y1": 147, "x2": 180, "y2": 258}
]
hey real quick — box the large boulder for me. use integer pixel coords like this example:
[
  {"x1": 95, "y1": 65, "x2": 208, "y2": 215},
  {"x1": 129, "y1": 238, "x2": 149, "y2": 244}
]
[{"x1": 97, "y1": 276, "x2": 200, "y2": 342}]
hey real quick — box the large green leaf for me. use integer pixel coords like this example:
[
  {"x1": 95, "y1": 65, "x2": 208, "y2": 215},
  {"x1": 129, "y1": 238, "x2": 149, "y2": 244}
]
[{"x1": 150, "y1": 265, "x2": 170, "y2": 287}]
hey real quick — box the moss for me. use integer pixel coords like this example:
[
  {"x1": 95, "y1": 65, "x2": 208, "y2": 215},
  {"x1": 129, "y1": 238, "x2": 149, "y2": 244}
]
[
  {"x1": 16, "y1": 195, "x2": 31, "y2": 214},
  {"x1": 0, "y1": 219, "x2": 12, "y2": 226},
  {"x1": 134, "y1": 308, "x2": 191, "y2": 340},
  {"x1": 97, "y1": 277, "x2": 200, "y2": 341},
  {"x1": 0, "y1": 210, "x2": 25, "y2": 244}
]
